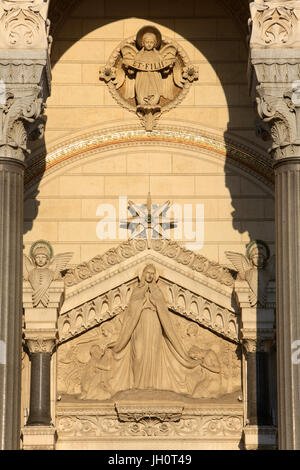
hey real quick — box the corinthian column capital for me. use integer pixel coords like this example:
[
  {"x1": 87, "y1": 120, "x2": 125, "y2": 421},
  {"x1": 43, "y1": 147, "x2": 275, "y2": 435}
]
[
  {"x1": 249, "y1": 1, "x2": 300, "y2": 163},
  {"x1": 0, "y1": 84, "x2": 45, "y2": 163},
  {"x1": 255, "y1": 84, "x2": 300, "y2": 162}
]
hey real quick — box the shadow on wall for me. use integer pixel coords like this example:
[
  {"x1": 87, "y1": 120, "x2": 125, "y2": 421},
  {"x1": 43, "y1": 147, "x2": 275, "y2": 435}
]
[{"x1": 23, "y1": 0, "x2": 277, "y2": 448}]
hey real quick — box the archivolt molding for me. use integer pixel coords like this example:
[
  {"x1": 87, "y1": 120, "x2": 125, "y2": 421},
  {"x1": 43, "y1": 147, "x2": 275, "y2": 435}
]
[{"x1": 24, "y1": 123, "x2": 274, "y2": 191}]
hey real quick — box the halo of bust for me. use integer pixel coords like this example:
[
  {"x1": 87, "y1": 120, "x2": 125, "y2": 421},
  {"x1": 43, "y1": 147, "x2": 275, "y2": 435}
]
[
  {"x1": 30, "y1": 239, "x2": 53, "y2": 260},
  {"x1": 136, "y1": 25, "x2": 162, "y2": 50},
  {"x1": 246, "y1": 239, "x2": 270, "y2": 262}
]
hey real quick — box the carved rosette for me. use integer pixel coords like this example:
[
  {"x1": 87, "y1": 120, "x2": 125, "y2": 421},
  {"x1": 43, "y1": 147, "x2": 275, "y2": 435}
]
[{"x1": 100, "y1": 28, "x2": 198, "y2": 131}]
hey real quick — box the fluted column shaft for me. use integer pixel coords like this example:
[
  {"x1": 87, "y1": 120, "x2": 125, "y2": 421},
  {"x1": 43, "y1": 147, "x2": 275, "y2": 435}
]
[
  {"x1": 275, "y1": 158, "x2": 300, "y2": 450},
  {"x1": 0, "y1": 157, "x2": 25, "y2": 450}
]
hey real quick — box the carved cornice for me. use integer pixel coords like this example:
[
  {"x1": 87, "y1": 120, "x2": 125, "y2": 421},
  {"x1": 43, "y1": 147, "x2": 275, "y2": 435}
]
[{"x1": 64, "y1": 238, "x2": 234, "y2": 289}]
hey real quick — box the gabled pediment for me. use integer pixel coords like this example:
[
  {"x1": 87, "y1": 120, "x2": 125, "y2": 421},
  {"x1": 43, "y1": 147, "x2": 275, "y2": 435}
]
[{"x1": 59, "y1": 239, "x2": 239, "y2": 344}]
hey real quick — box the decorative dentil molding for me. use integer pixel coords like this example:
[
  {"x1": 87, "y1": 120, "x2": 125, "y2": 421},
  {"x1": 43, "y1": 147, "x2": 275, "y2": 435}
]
[{"x1": 0, "y1": 1, "x2": 51, "y2": 51}]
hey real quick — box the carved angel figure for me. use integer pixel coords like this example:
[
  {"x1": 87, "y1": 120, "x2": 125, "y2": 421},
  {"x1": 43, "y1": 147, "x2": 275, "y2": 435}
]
[
  {"x1": 23, "y1": 240, "x2": 73, "y2": 307},
  {"x1": 225, "y1": 240, "x2": 275, "y2": 307},
  {"x1": 114, "y1": 26, "x2": 184, "y2": 107}
]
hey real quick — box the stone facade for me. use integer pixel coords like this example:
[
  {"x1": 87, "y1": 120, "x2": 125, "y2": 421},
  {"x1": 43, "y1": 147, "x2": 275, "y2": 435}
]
[{"x1": 0, "y1": 0, "x2": 299, "y2": 451}]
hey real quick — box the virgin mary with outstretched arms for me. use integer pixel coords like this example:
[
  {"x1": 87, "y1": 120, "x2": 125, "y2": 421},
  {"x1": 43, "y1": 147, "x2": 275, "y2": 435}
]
[{"x1": 110, "y1": 264, "x2": 201, "y2": 395}]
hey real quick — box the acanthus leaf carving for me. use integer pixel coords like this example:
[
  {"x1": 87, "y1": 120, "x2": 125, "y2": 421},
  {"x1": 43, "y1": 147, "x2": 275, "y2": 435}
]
[
  {"x1": 0, "y1": 85, "x2": 45, "y2": 161},
  {"x1": 255, "y1": 85, "x2": 300, "y2": 161}
]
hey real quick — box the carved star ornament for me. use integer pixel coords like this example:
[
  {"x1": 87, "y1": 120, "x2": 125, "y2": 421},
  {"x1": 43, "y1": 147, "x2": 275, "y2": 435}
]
[{"x1": 121, "y1": 193, "x2": 177, "y2": 242}]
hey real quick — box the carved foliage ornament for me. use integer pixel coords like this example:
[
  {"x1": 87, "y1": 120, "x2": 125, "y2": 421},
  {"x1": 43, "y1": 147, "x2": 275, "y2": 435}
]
[
  {"x1": 100, "y1": 26, "x2": 198, "y2": 131},
  {"x1": 0, "y1": 85, "x2": 46, "y2": 160},
  {"x1": 255, "y1": 86, "x2": 300, "y2": 160},
  {"x1": 0, "y1": 1, "x2": 51, "y2": 50},
  {"x1": 64, "y1": 238, "x2": 234, "y2": 289},
  {"x1": 251, "y1": 2, "x2": 299, "y2": 46}
]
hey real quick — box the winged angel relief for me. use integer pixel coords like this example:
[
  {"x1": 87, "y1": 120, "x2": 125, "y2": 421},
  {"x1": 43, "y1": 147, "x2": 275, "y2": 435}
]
[
  {"x1": 23, "y1": 240, "x2": 73, "y2": 307},
  {"x1": 100, "y1": 26, "x2": 198, "y2": 130},
  {"x1": 226, "y1": 240, "x2": 275, "y2": 307}
]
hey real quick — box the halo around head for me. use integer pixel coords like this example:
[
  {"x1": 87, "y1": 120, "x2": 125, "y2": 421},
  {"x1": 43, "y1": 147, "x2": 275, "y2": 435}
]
[
  {"x1": 246, "y1": 240, "x2": 270, "y2": 261},
  {"x1": 136, "y1": 25, "x2": 162, "y2": 50},
  {"x1": 30, "y1": 240, "x2": 53, "y2": 260}
]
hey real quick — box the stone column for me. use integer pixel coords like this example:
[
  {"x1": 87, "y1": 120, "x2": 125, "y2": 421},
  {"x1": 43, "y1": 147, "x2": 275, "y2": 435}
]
[
  {"x1": 249, "y1": 0, "x2": 300, "y2": 449},
  {"x1": 26, "y1": 337, "x2": 56, "y2": 427},
  {"x1": 234, "y1": 278, "x2": 276, "y2": 449},
  {"x1": 0, "y1": 1, "x2": 51, "y2": 449},
  {"x1": 22, "y1": 278, "x2": 65, "y2": 451}
]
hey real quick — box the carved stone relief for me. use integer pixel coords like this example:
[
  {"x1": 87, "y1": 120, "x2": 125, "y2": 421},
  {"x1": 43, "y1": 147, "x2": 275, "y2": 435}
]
[
  {"x1": 226, "y1": 240, "x2": 275, "y2": 307},
  {"x1": 0, "y1": 1, "x2": 51, "y2": 50},
  {"x1": 23, "y1": 240, "x2": 73, "y2": 307},
  {"x1": 57, "y1": 265, "x2": 241, "y2": 403},
  {"x1": 250, "y1": 1, "x2": 300, "y2": 48},
  {"x1": 56, "y1": 409, "x2": 243, "y2": 439},
  {"x1": 64, "y1": 238, "x2": 234, "y2": 289},
  {"x1": 59, "y1": 276, "x2": 238, "y2": 344},
  {"x1": 100, "y1": 26, "x2": 198, "y2": 131}
]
